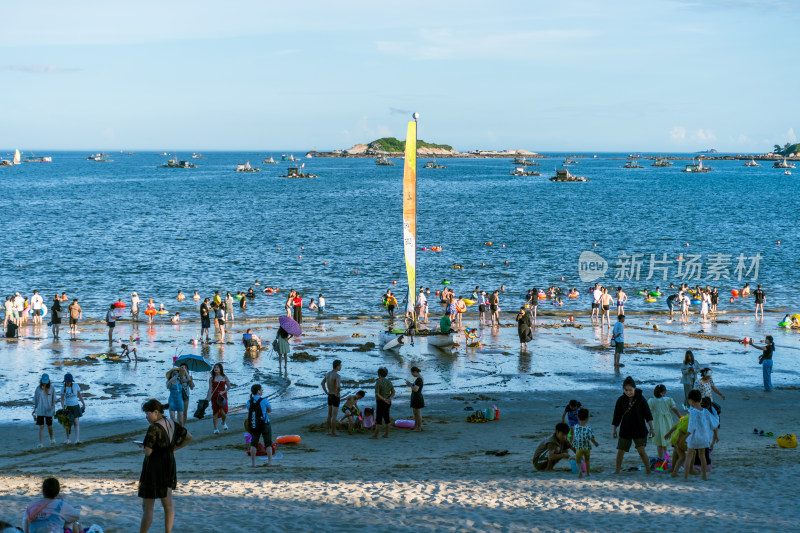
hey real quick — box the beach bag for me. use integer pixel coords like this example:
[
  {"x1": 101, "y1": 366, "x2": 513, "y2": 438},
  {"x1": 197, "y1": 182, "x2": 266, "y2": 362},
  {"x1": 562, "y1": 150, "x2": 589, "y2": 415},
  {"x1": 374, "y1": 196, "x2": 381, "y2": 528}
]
[
  {"x1": 777, "y1": 434, "x2": 797, "y2": 449},
  {"x1": 482, "y1": 408, "x2": 496, "y2": 421},
  {"x1": 193, "y1": 399, "x2": 209, "y2": 419}
]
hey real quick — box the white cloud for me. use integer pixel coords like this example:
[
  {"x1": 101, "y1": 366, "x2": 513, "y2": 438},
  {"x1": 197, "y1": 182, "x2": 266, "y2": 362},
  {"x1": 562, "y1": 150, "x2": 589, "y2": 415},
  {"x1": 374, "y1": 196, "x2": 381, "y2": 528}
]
[
  {"x1": 670, "y1": 126, "x2": 687, "y2": 141},
  {"x1": 691, "y1": 129, "x2": 716, "y2": 142},
  {"x1": 0, "y1": 64, "x2": 79, "y2": 73},
  {"x1": 787, "y1": 127, "x2": 797, "y2": 143}
]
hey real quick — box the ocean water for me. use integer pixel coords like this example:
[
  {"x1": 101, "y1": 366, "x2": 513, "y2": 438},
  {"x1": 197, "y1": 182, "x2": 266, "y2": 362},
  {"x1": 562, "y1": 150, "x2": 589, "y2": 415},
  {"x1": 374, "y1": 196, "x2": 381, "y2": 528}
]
[
  {"x1": 2, "y1": 151, "x2": 799, "y2": 422},
  {"x1": 1, "y1": 151, "x2": 798, "y2": 316}
]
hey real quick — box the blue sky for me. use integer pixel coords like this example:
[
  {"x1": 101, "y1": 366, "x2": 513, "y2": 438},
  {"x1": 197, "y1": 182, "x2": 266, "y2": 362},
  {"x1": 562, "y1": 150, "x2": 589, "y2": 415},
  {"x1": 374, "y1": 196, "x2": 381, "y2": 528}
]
[{"x1": 2, "y1": 0, "x2": 798, "y2": 152}]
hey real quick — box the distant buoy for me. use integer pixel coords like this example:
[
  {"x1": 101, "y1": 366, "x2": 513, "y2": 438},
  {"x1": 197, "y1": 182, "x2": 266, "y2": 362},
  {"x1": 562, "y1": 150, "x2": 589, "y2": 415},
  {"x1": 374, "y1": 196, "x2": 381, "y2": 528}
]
[
  {"x1": 392, "y1": 281, "x2": 397, "y2": 285},
  {"x1": 777, "y1": 241, "x2": 781, "y2": 245},
  {"x1": 677, "y1": 256, "x2": 683, "y2": 260},
  {"x1": 502, "y1": 244, "x2": 505, "y2": 248},
  {"x1": 743, "y1": 336, "x2": 750, "y2": 344},
  {"x1": 685, "y1": 243, "x2": 689, "y2": 247},
  {"x1": 488, "y1": 241, "x2": 492, "y2": 246},
  {"x1": 593, "y1": 243, "x2": 597, "y2": 247},
  {"x1": 301, "y1": 246, "x2": 305, "y2": 250},
  {"x1": 298, "y1": 255, "x2": 302, "y2": 259},
  {"x1": 435, "y1": 290, "x2": 440, "y2": 296},
  {"x1": 354, "y1": 270, "x2": 358, "y2": 274},
  {"x1": 277, "y1": 248, "x2": 281, "y2": 251}
]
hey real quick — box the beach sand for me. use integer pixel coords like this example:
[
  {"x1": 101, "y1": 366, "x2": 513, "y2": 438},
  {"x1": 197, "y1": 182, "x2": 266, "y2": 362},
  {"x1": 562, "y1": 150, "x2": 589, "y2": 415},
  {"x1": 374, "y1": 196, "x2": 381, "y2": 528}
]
[{"x1": 2, "y1": 387, "x2": 798, "y2": 532}]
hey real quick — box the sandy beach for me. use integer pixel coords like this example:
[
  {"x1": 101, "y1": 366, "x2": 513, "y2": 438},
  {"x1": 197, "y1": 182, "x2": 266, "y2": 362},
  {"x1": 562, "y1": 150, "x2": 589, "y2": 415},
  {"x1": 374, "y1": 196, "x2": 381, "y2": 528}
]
[{"x1": 1, "y1": 386, "x2": 798, "y2": 532}]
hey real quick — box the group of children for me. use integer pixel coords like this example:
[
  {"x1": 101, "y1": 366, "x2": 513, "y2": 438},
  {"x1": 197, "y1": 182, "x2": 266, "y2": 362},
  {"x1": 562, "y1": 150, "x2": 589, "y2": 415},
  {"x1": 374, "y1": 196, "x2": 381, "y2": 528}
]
[{"x1": 536, "y1": 385, "x2": 720, "y2": 480}]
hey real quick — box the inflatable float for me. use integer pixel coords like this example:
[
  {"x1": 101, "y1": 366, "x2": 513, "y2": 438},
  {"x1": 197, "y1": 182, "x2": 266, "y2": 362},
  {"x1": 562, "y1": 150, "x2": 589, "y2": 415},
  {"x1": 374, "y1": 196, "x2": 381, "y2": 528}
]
[
  {"x1": 649, "y1": 292, "x2": 661, "y2": 297},
  {"x1": 463, "y1": 299, "x2": 475, "y2": 306},
  {"x1": 394, "y1": 419, "x2": 415, "y2": 428},
  {"x1": 275, "y1": 435, "x2": 301, "y2": 444},
  {"x1": 731, "y1": 289, "x2": 739, "y2": 297},
  {"x1": 113, "y1": 302, "x2": 126, "y2": 308},
  {"x1": 644, "y1": 298, "x2": 657, "y2": 303},
  {"x1": 144, "y1": 309, "x2": 157, "y2": 316}
]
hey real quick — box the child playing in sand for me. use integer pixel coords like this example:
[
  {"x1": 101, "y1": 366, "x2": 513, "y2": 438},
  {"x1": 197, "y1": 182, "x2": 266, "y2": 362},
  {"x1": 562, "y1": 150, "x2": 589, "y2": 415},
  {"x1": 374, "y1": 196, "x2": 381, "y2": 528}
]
[
  {"x1": 572, "y1": 409, "x2": 599, "y2": 478},
  {"x1": 340, "y1": 390, "x2": 366, "y2": 432},
  {"x1": 362, "y1": 407, "x2": 375, "y2": 429},
  {"x1": 680, "y1": 390, "x2": 719, "y2": 481},
  {"x1": 647, "y1": 384, "x2": 681, "y2": 461},
  {"x1": 665, "y1": 414, "x2": 689, "y2": 476},
  {"x1": 532, "y1": 423, "x2": 574, "y2": 471},
  {"x1": 120, "y1": 343, "x2": 138, "y2": 362},
  {"x1": 561, "y1": 400, "x2": 582, "y2": 440}
]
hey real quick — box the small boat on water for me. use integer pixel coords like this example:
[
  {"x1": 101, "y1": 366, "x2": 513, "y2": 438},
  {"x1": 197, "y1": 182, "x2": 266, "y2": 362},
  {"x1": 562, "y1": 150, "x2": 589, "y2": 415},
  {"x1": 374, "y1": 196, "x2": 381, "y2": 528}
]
[
  {"x1": 785, "y1": 170, "x2": 792, "y2": 176},
  {"x1": 235, "y1": 161, "x2": 261, "y2": 172},
  {"x1": 773, "y1": 158, "x2": 796, "y2": 169},
  {"x1": 376, "y1": 155, "x2": 395, "y2": 166},
  {"x1": 550, "y1": 168, "x2": 587, "y2": 182},
  {"x1": 263, "y1": 155, "x2": 278, "y2": 164},
  {"x1": 744, "y1": 158, "x2": 761, "y2": 167},
  {"x1": 24, "y1": 153, "x2": 52, "y2": 162},
  {"x1": 87, "y1": 153, "x2": 112, "y2": 162},
  {"x1": 191, "y1": 153, "x2": 205, "y2": 159},
  {"x1": 281, "y1": 154, "x2": 297, "y2": 162},
  {"x1": 2, "y1": 149, "x2": 22, "y2": 166},
  {"x1": 510, "y1": 166, "x2": 540, "y2": 176},
  {"x1": 513, "y1": 156, "x2": 540, "y2": 166},
  {"x1": 622, "y1": 160, "x2": 643, "y2": 169},
  {"x1": 279, "y1": 165, "x2": 317, "y2": 178},
  {"x1": 682, "y1": 160, "x2": 711, "y2": 173},
  {"x1": 160, "y1": 157, "x2": 196, "y2": 168},
  {"x1": 563, "y1": 157, "x2": 578, "y2": 165},
  {"x1": 652, "y1": 158, "x2": 673, "y2": 167},
  {"x1": 423, "y1": 158, "x2": 446, "y2": 169}
]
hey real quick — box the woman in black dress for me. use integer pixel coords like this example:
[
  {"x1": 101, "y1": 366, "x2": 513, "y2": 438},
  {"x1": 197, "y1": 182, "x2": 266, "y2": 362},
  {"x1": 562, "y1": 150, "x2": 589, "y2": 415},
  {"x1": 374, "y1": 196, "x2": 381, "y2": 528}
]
[
  {"x1": 516, "y1": 306, "x2": 533, "y2": 351},
  {"x1": 138, "y1": 399, "x2": 192, "y2": 533},
  {"x1": 406, "y1": 366, "x2": 424, "y2": 432},
  {"x1": 611, "y1": 376, "x2": 655, "y2": 474}
]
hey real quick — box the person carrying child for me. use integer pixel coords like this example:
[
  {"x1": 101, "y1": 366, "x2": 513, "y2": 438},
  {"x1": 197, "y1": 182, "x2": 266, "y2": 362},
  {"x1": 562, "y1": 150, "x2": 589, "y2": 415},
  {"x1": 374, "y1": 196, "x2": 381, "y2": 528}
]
[{"x1": 572, "y1": 409, "x2": 599, "y2": 478}]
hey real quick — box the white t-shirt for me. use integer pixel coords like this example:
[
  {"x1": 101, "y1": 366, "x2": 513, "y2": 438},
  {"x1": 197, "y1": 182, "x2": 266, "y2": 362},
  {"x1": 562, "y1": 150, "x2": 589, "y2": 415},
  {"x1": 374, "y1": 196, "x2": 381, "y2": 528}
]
[
  {"x1": 417, "y1": 293, "x2": 427, "y2": 307},
  {"x1": 32, "y1": 294, "x2": 43, "y2": 310},
  {"x1": 592, "y1": 289, "x2": 602, "y2": 303},
  {"x1": 131, "y1": 295, "x2": 140, "y2": 311},
  {"x1": 318, "y1": 297, "x2": 325, "y2": 307},
  {"x1": 14, "y1": 295, "x2": 23, "y2": 311},
  {"x1": 63, "y1": 383, "x2": 80, "y2": 406}
]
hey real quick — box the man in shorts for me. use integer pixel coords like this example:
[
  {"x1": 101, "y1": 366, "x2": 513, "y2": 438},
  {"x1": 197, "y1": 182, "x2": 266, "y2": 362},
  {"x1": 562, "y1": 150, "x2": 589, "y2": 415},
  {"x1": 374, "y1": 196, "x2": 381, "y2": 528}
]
[
  {"x1": 591, "y1": 284, "x2": 602, "y2": 322},
  {"x1": 612, "y1": 314, "x2": 625, "y2": 367},
  {"x1": 667, "y1": 293, "x2": 678, "y2": 319},
  {"x1": 321, "y1": 360, "x2": 342, "y2": 437},
  {"x1": 105, "y1": 303, "x2": 116, "y2": 344},
  {"x1": 246, "y1": 384, "x2": 273, "y2": 467},
  {"x1": 371, "y1": 366, "x2": 395, "y2": 439},
  {"x1": 199, "y1": 298, "x2": 211, "y2": 343},
  {"x1": 31, "y1": 290, "x2": 44, "y2": 325},
  {"x1": 67, "y1": 299, "x2": 81, "y2": 337}
]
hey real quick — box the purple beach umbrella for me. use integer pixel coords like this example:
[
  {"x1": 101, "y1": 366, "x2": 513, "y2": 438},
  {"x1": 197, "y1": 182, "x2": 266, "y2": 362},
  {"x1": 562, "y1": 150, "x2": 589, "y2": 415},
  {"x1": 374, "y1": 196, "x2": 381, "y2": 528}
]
[{"x1": 278, "y1": 316, "x2": 302, "y2": 337}]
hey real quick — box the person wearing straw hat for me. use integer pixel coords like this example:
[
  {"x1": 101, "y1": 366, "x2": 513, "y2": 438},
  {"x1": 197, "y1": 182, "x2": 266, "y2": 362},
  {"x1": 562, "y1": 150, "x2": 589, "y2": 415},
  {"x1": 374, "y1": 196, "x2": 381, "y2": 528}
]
[
  {"x1": 166, "y1": 367, "x2": 187, "y2": 425},
  {"x1": 59, "y1": 373, "x2": 85, "y2": 444}
]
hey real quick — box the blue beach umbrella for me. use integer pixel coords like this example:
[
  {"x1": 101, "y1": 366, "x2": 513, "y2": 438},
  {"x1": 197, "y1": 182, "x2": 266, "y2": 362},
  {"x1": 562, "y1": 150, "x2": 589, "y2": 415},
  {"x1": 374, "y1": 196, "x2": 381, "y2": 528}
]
[{"x1": 174, "y1": 354, "x2": 212, "y2": 372}]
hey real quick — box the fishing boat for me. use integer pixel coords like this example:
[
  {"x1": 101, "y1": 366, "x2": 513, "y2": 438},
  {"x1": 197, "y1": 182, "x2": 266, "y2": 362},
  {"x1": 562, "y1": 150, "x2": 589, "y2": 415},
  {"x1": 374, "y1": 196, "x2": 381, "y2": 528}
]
[
  {"x1": 191, "y1": 153, "x2": 205, "y2": 159},
  {"x1": 513, "y1": 156, "x2": 540, "y2": 166},
  {"x1": 0, "y1": 159, "x2": 12, "y2": 167},
  {"x1": 23, "y1": 153, "x2": 52, "y2": 162},
  {"x1": 376, "y1": 154, "x2": 394, "y2": 166},
  {"x1": 622, "y1": 160, "x2": 643, "y2": 169},
  {"x1": 744, "y1": 158, "x2": 761, "y2": 167},
  {"x1": 2, "y1": 149, "x2": 22, "y2": 166},
  {"x1": 87, "y1": 153, "x2": 112, "y2": 162},
  {"x1": 652, "y1": 158, "x2": 673, "y2": 167},
  {"x1": 773, "y1": 158, "x2": 796, "y2": 169},
  {"x1": 235, "y1": 161, "x2": 261, "y2": 172},
  {"x1": 510, "y1": 166, "x2": 540, "y2": 176},
  {"x1": 550, "y1": 168, "x2": 587, "y2": 182},
  {"x1": 279, "y1": 165, "x2": 317, "y2": 178},
  {"x1": 563, "y1": 157, "x2": 578, "y2": 165},
  {"x1": 423, "y1": 158, "x2": 446, "y2": 169},
  {"x1": 785, "y1": 170, "x2": 792, "y2": 176},
  {"x1": 281, "y1": 154, "x2": 297, "y2": 162},
  {"x1": 682, "y1": 160, "x2": 711, "y2": 173},
  {"x1": 160, "y1": 157, "x2": 196, "y2": 168},
  {"x1": 263, "y1": 155, "x2": 278, "y2": 164}
]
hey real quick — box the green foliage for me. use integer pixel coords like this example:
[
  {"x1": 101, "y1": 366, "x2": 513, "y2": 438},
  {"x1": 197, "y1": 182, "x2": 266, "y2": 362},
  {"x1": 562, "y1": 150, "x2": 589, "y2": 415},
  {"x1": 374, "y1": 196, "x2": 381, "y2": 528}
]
[
  {"x1": 368, "y1": 137, "x2": 452, "y2": 152},
  {"x1": 775, "y1": 142, "x2": 799, "y2": 155}
]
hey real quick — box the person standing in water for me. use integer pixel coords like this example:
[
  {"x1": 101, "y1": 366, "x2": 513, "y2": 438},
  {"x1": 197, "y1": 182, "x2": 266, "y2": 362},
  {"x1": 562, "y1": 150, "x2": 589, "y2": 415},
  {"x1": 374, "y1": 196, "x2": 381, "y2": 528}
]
[
  {"x1": 50, "y1": 294, "x2": 62, "y2": 340},
  {"x1": 370, "y1": 367, "x2": 395, "y2": 439},
  {"x1": 489, "y1": 290, "x2": 500, "y2": 326},
  {"x1": 105, "y1": 304, "x2": 116, "y2": 344},
  {"x1": 516, "y1": 306, "x2": 532, "y2": 351},
  {"x1": 753, "y1": 284, "x2": 766, "y2": 320},
  {"x1": 616, "y1": 287, "x2": 627, "y2": 316},
  {"x1": 225, "y1": 292, "x2": 234, "y2": 323},
  {"x1": 321, "y1": 360, "x2": 342, "y2": 437},
  {"x1": 199, "y1": 298, "x2": 210, "y2": 344},
  {"x1": 31, "y1": 290, "x2": 44, "y2": 326},
  {"x1": 131, "y1": 291, "x2": 141, "y2": 321},
  {"x1": 612, "y1": 314, "x2": 625, "y2": 368},
  {"x1": 293, "y1": 292, "x2": 303, "y2": 324},
  {"x1": 67, "y1": 299, "x2": 81, "y2": 338},
  {"x1": 600, "y1": 288, "x2": 615, "y2": 327}
]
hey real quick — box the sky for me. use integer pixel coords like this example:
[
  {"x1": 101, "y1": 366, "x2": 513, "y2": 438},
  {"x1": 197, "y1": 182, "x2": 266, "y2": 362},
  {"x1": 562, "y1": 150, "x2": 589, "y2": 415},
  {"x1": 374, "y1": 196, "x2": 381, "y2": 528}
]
[{"x1": 1, "y1": 0, "x2": 798, "y2": 152}]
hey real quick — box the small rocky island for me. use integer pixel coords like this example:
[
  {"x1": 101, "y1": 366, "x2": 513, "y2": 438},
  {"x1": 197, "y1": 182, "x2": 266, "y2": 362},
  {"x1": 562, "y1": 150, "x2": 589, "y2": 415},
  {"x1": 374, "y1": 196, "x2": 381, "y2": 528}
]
[{"x1": 310, "y1": 137, "x2": 543, "y2": 159}]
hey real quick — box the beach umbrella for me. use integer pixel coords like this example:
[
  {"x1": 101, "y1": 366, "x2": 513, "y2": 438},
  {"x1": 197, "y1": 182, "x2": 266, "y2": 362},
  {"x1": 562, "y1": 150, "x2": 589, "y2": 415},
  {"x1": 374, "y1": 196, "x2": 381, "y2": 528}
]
[
  {"x1": 174, "y1": 354, "x2": 212, "y2": 372},
  {"x1": 278, "y1": 316, "x2": 302, "y2": 337}
]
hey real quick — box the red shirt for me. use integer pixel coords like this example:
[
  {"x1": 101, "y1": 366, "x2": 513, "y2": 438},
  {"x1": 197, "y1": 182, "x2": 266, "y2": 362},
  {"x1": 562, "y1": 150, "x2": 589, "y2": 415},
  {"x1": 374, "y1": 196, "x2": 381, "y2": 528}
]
[{"x1": 293, "y1": 297, "x2": 302, "y2": 307}]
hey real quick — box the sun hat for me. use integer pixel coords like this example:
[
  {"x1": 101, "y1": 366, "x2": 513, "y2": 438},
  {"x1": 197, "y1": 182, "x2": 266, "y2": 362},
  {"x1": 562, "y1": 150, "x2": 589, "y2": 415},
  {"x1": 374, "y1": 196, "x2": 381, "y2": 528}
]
[
  {"x1": 165, "y1": 367, "x2": 186, "y2": 380},
  {"x1": 41, "y1": 373, "x2": 50, "y2": 384},
  {"x1": 64, "y1": 373, "x2": 74, "y2": 383}
]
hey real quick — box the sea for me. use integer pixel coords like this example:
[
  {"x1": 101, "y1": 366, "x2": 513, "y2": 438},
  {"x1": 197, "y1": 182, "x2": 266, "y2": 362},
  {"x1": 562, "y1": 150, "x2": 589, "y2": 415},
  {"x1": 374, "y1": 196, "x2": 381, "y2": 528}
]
[{"x1": 1, "y1": 151, "x2": 798, "y2": 422}]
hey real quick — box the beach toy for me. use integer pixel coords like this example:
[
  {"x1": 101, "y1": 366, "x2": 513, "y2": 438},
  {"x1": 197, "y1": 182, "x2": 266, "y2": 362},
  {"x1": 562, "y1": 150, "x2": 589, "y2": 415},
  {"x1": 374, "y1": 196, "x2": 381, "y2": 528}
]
[
  {"x1": 463, "y1": 299, "x2": 475, "y2": 305},
  {"x1": 394, "y1": 419, "x2": 415, "y2": 428},
  {"x1": 743, "y1": 337, "x2": 750, "y2": 344},
  {"x1": 145, "y1": 309, "x2": 156, "y2": 316},
  {"x1": 645, "y1": 298, "x2": 657, "y2": 303},
  {"x1": 636, "y1": 291, "x2": 644, "y2": 295},
  {"x1": 157, "y1": 310, "x2": 168, "y2": 314},
  {"x1": 731, "y1": 289, "x2": 739, "y2": 297},
  {"x1": 778, "y1": 322, "x2": 791, "y2": 328},
  {"x1": 692, "y1": 299, "x2": 701, "y2": 305},
  {"x1": 442, "y1": 280, "x2": 450, "y2": 285},
  {"x1": 113, "y1": 302, "x2": 126, "y2": 308},
  {"x1": 792, "y1": 314, "x2": 800, "y2": 323},
  {"x1": 275, "y1": 435, "x2": 301, "y2": 444},
  {"x1": 649, "y1": 292, "x2": 661, "y2": 297},
  {"x1": 538, "y1": 294, "x2": 546, "y2": 300},
  {"x1": 777, "y1": 434, "x2": 797, "y2": 448},
  {"x1": 570, "y1": 459, "x2": 578, "y2": 473}
]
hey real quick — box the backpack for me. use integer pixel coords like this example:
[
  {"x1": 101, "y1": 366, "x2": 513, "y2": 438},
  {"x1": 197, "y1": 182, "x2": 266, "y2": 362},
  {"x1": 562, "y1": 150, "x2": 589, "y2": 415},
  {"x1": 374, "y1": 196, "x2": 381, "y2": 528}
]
[{"x1": 246, "y1": 398, "x2": 265, "y2": 432}]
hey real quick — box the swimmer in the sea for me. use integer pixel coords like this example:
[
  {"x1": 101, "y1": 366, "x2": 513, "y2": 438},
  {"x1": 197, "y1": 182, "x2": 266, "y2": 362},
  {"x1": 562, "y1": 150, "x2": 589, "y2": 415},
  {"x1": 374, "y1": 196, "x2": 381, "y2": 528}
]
[
  {"x1": 193, "y1": 291, "x2": 200, "y2": 301},
  {"x1": 254, "y1": 280, "x2": 261, "y2": 286},
  {"x1": 171, "y1": 312, "x2": 180, "y2": 324},
  {"x1": 177, "y1": 290, "x2": 186, "y2": 301}
]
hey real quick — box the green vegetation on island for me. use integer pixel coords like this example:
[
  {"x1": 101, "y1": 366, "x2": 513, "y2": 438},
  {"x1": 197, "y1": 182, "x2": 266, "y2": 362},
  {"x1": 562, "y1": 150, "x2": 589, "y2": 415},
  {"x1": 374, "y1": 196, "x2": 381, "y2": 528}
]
[
  {"x1": 368, "y1": 137, "x2": 453, "y2": 152},
  {"x1": 773, "y1": 142, "x2": 799, "y2": 156}
]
